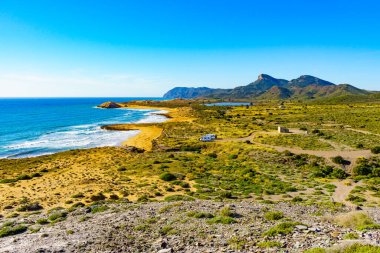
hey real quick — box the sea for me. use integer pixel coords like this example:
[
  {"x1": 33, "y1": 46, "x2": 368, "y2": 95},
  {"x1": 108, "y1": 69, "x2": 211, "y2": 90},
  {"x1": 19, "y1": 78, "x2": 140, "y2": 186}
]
[{"x1": 0, "y1": 98, "x2": 166, "y2": 159}]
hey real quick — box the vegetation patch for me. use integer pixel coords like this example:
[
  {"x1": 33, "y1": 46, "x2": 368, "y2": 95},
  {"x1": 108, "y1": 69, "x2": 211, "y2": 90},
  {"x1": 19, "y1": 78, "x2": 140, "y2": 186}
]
[
  {"x1": 334, "y1": 212, "x2": 380, "y2": 231},
  {"x1": 0, "y1": 224, "x2": 28, "y2": 238},
  {"x1": 263, "y1": 222, "x2": 300, "y2": 237}
]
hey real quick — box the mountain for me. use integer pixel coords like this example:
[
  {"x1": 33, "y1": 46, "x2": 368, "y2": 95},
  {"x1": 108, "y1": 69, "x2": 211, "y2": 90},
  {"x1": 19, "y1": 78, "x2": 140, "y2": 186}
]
[
  {"x1": 224, "y1": 74, "x2": 289, "y2": 99},
  {"x1": 257, "y1": 86, "x2": 293, "y2": 100},
  {"x1": 163, "y1": 74, "x2": 372, "y2": 100},
  {"x1": 163, "y1": 87, "x2": 215, "y2": 99},
  {"x1": 287, "y1": 75, "x2": 334, "y2": 88}
]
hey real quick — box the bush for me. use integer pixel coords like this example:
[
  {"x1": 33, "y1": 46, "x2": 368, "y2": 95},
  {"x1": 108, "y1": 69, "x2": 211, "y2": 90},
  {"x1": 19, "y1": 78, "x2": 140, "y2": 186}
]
[
  {"x1": 335, "y1": 212, "x2": 380, "y2": 231},
  {"x1": 90, "y1": 193, "x2": 106, "y2": 202},
  {"x1": 159, "y1": 173, "x2": 177, "y2": 181},
  {"x1": 16, "y1": 174, "x2": 32, "y2": 180},
  {"x1": 371, "y1": 146, "x2": 380, "y2": 154},
  {"x1": 219, "y1": 191, "x2": 233, "y2": 199},
  {"x1": 291, "y1": 196, "x2": 303, "y2": 202},
  {"x1": 332, "y1": 156, "x2": 349, "y2": 165},
  {"x1": 187, "y1": 211, "x2": 214, "y2": 219},
  {"x1": 330, "y1": 168, "x2": 348, "y2": 179},
  {"x1": 263, "y1": 222, "x2": 299, "y2": 237},
  {"x1": 16, "y1": 202, "x2": 43, "y2": 212},
  {"x1": 343, "y1": 232, "x2": 359, "y2": 240},
  {"x1": 264, "y1": 211, "x2": 284, "y2": 221},
  {"x1": 0, "y1": 225, "x2": 27, "y2": 238},
  {"x1": 71, "y1": 193, "x2": 85, "y2": 198},
  {"x1": 353, "y1": 164, "x2": 372, "y2": 176},
  {"x1": 48, "y1": 211, "x2": 67, "y2": 222},
  {"x1": 164, "y1": 195, "x2": 194, "y2": 202},
  {"x1": 219, "y1": 206, "x2": 234, "y2": 217},
  {"x1": 36, "y1": 218, "x2": 49, "y2": 225},
  {"x1": 91, "y1": 205, "x2": 109, "y2": 214},
  {"x1": 109, "y1": 194, "x2": 119, "y2": 200},
  {"x1": 346, "y1": 194, "x2": 366, "y2": 204},
  {"x1": 137, "y1": 195, "x2": 150, "y2": 202},
  {"x1": 0, "y1": 179, "x2": 17, "y2": 184},
  {"x1": 257, "y1": 241, "x2": 282, "y2": 248},
  {"x1": 228, "y1": 154, "x2": 238, "y2": 159},
  {"x1": 207, "y1": 216, "x2": 237, "y2": 224}
]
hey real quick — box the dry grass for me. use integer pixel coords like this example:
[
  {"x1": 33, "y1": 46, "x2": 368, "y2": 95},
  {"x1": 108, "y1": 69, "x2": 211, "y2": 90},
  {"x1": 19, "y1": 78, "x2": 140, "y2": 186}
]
[{"x1": 334, "y1": 211, "x2": 378, "y2": 230}]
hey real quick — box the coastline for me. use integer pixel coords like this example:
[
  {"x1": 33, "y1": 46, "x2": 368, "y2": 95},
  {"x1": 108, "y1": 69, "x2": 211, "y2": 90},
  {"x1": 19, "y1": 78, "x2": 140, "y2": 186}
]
[{"x1": 102, "y1": 105, "x2": 193, "y2": 151}]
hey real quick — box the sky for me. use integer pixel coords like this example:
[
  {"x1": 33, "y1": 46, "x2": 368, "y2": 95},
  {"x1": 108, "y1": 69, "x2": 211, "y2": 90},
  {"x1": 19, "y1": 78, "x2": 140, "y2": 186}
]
[{"x1": 0, "y1": 0, "x2": 380, "y2": 97}]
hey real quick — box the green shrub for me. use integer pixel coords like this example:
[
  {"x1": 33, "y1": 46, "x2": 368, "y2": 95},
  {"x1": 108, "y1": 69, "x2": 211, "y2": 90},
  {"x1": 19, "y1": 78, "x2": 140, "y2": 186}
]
[
  {"x1": 16, "y1": 202, "x2": 43, "y2": 212},
  {"x1": 187, "y1": 211, "x2": 214, "y2": 219},
  {"x1": 90, "y1": 193, "x2": 106, "y2": 202},
  {"x1": 71, "y1": 193, "x2": 85, "y2": 198},
  {"x1": 219, "y1": 206, "x2": 234, "y2": 217},
  {"x1": 228, "y1": 154, "x2": 238, "y2": 159},
  {"x1": 137, "y1": 195, "x2": 150, "y2": 202},
  {"x1": 346, "y1": 194, "x2": 366, "y2": 203},
  {"x1": 160, "y1": 225, "x2": 176, "y2": 235},
  {"x1": 31, "y1": 173, "x2": 42, "y2": 178},
  {"x1": 36, "y1": 218, "x2": 49, "y2": 225},
  {"x1": 117, "y1": 167, "x2": 127, "y2": 172},
  {"x1": 219, "y1": 191, "x2": 233, "y2": 199},
  {"x1": 16, "y1": 174, "x2": 32, "y2": 180},
  {"x1": 343, "y1": 232, "x2": 359, "y2": 240},
  {"x1": 291, "y1": 196, "x2": 303, "y2": 202},
  {"x1": 331, "y1": 168, "x2": 348, "y2": 179},
  {"x1": 257, "y1": 241, "x2": 282, "y2": 248},
  {"x1": 207, "y1": 216, "x2": 237, "y2": 224},
  {"x1": 164, "y1": 195, "x2": 194, "y2": 202},
  {"x1": 371, "y1": 146, "x2": 380, "y2": 154},
  {"x1": 332, "y1": 156, "x2": 345, "y2": 165},
  {"x1": 48, "y1": 211, "x2": 67, "y2": 222},
  {"x1": 159, "y1": 173, "x2": 177, "y2": 181},
  {"x1": 0, "y1": 179, "x2": 17, "y2": 184},
  {"x1": 264, "y1": 211, "x2": 284, "y2": 221},
  {"x1": 0, "y1": 225, "x2": 27, "y2": 238},
  {"x1": 263, "y1": 222, "x2": 299, "y2": 237},
  {"x1": 91, "y1": 205, "x2": 109, "y2": 214}
]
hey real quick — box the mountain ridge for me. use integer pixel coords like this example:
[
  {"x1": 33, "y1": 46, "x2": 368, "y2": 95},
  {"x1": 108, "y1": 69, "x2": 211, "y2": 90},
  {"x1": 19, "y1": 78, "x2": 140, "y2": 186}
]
[{"x1": 163, "y1": 74, "x2": 372, "y2": 100}]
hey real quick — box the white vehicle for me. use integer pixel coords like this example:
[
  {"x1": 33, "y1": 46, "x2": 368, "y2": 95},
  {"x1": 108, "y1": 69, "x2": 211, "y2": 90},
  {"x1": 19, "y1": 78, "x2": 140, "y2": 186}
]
[{"x1": 200, "y1": 134, "x2": 217, "y2": 142}]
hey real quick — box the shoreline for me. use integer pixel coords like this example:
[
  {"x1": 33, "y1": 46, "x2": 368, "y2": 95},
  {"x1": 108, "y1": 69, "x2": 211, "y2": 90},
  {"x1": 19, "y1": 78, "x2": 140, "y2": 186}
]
[{"x1": 102, "y1": 105, "x2": 193, "y2": 151}]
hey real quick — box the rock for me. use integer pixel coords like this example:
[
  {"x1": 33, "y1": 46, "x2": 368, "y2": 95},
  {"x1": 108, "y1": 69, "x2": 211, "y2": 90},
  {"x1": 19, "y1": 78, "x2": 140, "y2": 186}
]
[
  {"x1": 296, "y1": 225, "x2": 308, "y2": 230},
  {"x1": 97, "y1": 101, "x2": 123, "y2": 109},
  {"x1": 157, "y1": 249, "x2": 173, "y2": 253}
]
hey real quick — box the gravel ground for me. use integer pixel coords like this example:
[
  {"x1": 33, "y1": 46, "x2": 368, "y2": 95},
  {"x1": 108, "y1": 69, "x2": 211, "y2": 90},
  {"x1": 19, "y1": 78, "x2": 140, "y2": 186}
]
[{"x1": 1, "y1": 200, "x2": 379, "y2": 253}]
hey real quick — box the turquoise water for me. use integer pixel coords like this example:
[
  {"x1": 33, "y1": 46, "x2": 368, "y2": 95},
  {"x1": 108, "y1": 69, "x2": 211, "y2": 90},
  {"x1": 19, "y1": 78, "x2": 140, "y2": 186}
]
[{"x1": 0, "y1": 98, "x2": 165, "y2": 158}]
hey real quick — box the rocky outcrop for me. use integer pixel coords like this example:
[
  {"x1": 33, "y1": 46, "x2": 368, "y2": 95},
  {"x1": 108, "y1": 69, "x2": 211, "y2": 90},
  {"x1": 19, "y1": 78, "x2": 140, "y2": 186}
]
[{"x1": 97, "y1": 101, "x2": 123, "y2": 109}]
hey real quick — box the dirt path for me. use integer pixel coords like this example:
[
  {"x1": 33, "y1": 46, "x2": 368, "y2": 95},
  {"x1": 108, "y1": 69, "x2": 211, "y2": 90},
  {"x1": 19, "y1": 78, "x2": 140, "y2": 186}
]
[
  {"x1": 346, "y1": 127, "x2": 380, "y2": 137},
  {"x1": 331, "y1": 180, "x2": 363, "y2": 207},
  {"x1": 217, "y1": 131, "x2": 373, "y2": 171}
]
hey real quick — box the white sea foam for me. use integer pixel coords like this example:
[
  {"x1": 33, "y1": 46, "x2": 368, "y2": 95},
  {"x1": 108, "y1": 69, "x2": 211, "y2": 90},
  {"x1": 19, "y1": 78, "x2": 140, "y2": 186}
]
[
  {"x1": 3, "y1": 108, "x2": 168, "y2": 158},
  {"x1": 135, "y1": 110, "x2": 168, "y2": 123}
]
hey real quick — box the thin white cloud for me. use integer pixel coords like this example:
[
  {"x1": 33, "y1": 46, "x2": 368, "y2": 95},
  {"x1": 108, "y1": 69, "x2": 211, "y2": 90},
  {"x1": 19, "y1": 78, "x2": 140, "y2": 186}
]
[{"x1": 0, "y1": 71, "x2": 167, "y2": 97}]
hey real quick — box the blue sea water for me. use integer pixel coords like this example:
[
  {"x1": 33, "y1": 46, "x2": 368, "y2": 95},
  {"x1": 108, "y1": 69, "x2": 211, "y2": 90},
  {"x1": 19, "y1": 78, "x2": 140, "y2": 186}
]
[{"x1": 0, "y1": 98, "x2": 165, "y2": 158}]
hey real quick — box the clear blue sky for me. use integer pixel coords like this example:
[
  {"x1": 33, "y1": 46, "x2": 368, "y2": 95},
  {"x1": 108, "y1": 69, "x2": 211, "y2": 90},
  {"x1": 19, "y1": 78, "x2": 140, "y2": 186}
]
[{"x1": 1, "y1": 0, "x2": 380, "y2": 97}]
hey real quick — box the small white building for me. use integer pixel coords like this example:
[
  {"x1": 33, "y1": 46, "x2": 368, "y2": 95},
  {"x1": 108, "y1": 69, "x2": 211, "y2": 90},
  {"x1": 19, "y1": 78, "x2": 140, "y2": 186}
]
[
  {"x1": 278, "y1": 126, "x2": 290, "y2": 133},
  {"x1": 200, "y1": 134, "x2": 217, "y2": 142}
]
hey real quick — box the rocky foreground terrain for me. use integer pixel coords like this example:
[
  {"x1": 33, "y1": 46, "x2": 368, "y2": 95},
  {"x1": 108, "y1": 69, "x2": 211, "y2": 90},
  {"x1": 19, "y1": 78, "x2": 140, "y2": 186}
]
[{"x1": 1, "y1": 200, "x2": 380, "y2": 252}]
